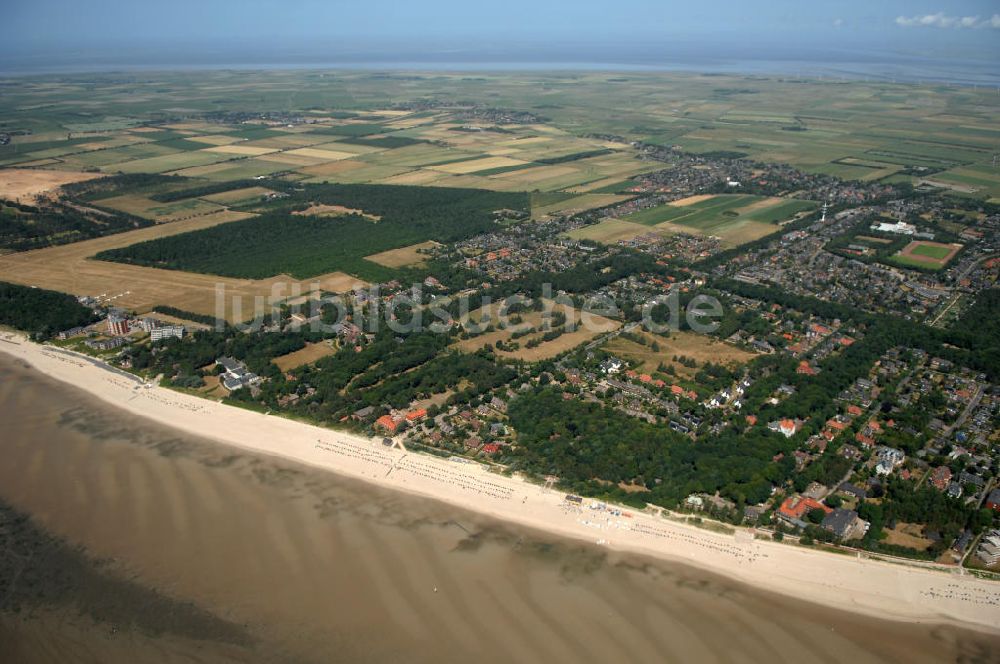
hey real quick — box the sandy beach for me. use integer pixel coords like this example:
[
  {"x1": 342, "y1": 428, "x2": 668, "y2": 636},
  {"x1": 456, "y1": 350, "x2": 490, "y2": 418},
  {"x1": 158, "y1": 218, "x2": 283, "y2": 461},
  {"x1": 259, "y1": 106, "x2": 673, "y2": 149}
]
[{"x1": 2, "y1": 331, "x2": 999, "y2": 635}]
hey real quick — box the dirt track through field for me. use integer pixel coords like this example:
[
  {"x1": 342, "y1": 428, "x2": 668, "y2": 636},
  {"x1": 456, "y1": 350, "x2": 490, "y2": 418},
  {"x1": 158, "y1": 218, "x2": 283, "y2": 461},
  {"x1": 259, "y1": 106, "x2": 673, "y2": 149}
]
[{"x1": 0, "y1": 210, "x2": 366, "y2": 321}]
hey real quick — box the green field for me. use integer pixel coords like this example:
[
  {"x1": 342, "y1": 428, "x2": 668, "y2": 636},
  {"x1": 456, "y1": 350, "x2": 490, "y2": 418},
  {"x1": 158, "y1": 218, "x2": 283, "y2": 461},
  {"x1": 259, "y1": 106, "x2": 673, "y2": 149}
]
[
  {"x1": 911, "y1": 244, "x2": 952, "y2": 259},
  {"x1": 623, "y1": 195, "x2": 815, "y2": 231}
]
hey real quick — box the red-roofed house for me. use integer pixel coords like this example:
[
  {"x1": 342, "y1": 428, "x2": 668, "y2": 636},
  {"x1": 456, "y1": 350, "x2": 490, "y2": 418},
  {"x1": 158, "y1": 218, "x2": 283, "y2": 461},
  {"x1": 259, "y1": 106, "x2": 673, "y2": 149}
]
[
  {"x1": 809, "y1": 323, "x2": 832, "y2": 336},
  {"x1": 929, "y1": 466, "x2": 952, "y2": 491},
  {"x1": 405, "y1": 408, "x2": 428, "y2": 422},
  {"x1": 376, "y1": 415, "x2": 401, "y2": 433},
  {"x1": 777, "y1": 495, "x2": 832, "y2": 529}
]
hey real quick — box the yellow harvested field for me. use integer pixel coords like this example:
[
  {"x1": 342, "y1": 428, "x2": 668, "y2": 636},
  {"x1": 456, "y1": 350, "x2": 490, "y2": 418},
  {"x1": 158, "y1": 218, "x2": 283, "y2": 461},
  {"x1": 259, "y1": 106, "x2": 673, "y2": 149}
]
[
  {"x1": 0, "y1": 169, "x2": 101, "y2": 203},
  {"x1": 884, "y1": 523, "x2": 933, "y2": 551},
  {"x1": 499, "y1": 136, "x2": 551, "y2": 146},
  {"x1": 272, "y1": 342, "x2": 336, "y2": 372},
  {"x1": 493, "y1": 164, "x2": 578, "y2": 182},
  {"x1": 454, "y1": 300, "x2": 620, "y2": 362},
  {"x1": 567, "y1": 176, "x2": 630, "y2": 193},
  {"x1": 186, "y1": 135, "x2": 245, "y2": 146},
  {"x1": 245, "y1": 135, "x2": 328, "y2": 149},
  {"x1": 162, "y1": 122, "x2": 220, "y2": 131},
  {"x1": 312, "y1": 141, "x2": 386, "y2": 155},
  {"x1": 203, "y1": 145, "x2": 279, "y2": 156},
  {"x1": 364, "y1": 241, "x2": 439, "y2": 268},
  {"x1": 297, "y1": 160, "x2": 367, "y2": 177},
  {"x1": 91, "y1": 194, "x2": 223, "y2": 222},
  {"x1": 256, "y1": 152, "x2": 328, "y2": 167},
  {"x1": 293, "y1": 204, "x2": 380, "y2": 221},
  {"x1": 604, "y1": 330, "x2": 755, "y2": 379},
  {"x1": 734, "y1": 196, "x2": 785, "y2": 213},
  {"x1": 381, "y1": 169, "x2": 448, "y2": 185},
  {"x1": 652, "y1": 218, "x2": 776, "y2": 247},
  {"x1": 566, "y1": 219, "x2": 656, "y2": 244},
  {"x1": 200, "y1": 186, "x2": 274, "y2": 205},
  {"x1": 670, "y1": 194, "x2": 715, "y2": 207},
  {"x1": 0, "y1": 210, "x2": 368, "y2": 321},
  {"x1": 431, "y1": 156, "x2": 528, "y2": 174},
  {"x1": 532, "y1": 193, "x2": 631, "y2": 217},
  {"x1": 285, "y1": 147, "x2": 356, "y2": 160}
]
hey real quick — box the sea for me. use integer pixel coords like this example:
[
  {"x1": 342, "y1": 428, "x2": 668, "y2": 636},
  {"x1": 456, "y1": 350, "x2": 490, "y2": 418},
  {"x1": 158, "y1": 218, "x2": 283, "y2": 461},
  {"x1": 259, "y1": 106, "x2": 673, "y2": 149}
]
[{"x1": 0, "y1": 355, "x2": 997, "y2": 663}]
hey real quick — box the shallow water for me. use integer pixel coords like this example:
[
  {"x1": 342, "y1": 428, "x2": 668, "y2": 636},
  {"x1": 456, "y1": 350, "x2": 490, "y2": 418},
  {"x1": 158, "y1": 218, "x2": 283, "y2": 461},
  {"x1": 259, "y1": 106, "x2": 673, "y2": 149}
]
[{"x1": 0, "y1": 356, "x2": 997, "y2": 663}]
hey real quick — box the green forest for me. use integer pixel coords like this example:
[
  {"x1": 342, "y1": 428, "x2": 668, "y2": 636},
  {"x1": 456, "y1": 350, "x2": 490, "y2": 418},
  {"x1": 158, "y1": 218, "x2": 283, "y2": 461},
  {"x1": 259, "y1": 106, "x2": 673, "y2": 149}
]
[
  {"x1": 0, "y1": 281, "x2": 97, "y2": 337},
  {"x1": 507, "y1": 387, "x2": 795, "y2": 508},
  {"x1": 96, "y1": 183, "x2": 529, "y2": 281},
  {"x1": 0, "y1": 199, "x2": 150, "y2": 252}
]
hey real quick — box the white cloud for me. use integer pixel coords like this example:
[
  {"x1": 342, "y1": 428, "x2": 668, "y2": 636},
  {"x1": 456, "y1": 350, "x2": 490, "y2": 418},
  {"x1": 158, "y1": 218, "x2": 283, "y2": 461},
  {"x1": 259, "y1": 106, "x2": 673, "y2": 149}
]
[
  {"x1": 832, "y1": 18, "x2": 843, "y2": 28},
  {"x1": 895, "y1": 13, "x2": 1000, "y2": 29}
]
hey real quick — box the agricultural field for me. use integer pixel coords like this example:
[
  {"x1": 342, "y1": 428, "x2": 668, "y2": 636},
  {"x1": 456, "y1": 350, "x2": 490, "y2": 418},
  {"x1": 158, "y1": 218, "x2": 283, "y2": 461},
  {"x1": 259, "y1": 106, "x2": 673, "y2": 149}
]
[
  {"x1": 891, "y1": 240, "x2": 963, "y2": 270},
  {"x1": 272, "y1": 341, "x2": 336, "y2": 372},
  {"x1": 93, "y1": 193, "x2": 225, "y2": 222},
  {"x1": 3, "y1": 71, "x2": 998, "y2": 201},
  {"x1": 364, "y1": 241, "x2": 439, "y2": 269},
  {"x1": 603, "y1": 330, "x2": 756, "y2": 379},
  {"x1": 566, "y1": 218, "x2": 656, "y2": 244},
  {"x1": 624, "y1": 195, "x2": 815, "y2": 228},
  {"x1": 454, "y1": 299, "x2": 620, "y2": 362},
  {"x1": 0, "y1": 169, "x2": 100, "y2": 203},
  {"x1": 573, "y1": 194, "x2": 817, "y2": 247},
  {"x1": 0, "y1": 207, "x2": 366, "y2": 321}
]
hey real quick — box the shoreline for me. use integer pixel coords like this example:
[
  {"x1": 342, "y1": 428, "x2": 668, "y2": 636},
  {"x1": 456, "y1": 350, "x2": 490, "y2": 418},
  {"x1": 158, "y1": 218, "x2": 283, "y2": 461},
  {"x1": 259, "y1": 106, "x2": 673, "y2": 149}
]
[{"x1": 2, "y1": 331, "x2": 999, "y2": 634}]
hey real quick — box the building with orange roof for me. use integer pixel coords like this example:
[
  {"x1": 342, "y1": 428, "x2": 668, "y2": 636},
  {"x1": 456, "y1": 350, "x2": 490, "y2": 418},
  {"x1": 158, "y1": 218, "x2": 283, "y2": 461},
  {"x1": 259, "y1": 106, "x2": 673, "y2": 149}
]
[
  {"x1": 375, "y1": 415, "x2": 400, "y2": 433},
  {"x1": 406, "y1": 408, "x2": 428, "y2": 422},
  {"x1": 777, "y1": 495, "x2": 832, "y2": 529}
]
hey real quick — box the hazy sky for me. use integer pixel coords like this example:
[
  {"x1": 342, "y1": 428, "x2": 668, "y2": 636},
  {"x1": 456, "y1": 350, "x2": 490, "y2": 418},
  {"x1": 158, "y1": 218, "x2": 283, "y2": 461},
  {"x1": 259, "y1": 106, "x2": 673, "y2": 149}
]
[{"x1": 4, "y1": 0, "x2": 999, "y2": 63}]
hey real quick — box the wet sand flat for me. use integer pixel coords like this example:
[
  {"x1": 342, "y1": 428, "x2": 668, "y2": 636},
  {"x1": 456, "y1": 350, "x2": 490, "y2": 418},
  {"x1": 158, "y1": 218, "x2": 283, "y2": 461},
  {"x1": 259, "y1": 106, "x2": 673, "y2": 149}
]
[{"x1": 0, "y1": 355, "x2": 998, "y2": 663}]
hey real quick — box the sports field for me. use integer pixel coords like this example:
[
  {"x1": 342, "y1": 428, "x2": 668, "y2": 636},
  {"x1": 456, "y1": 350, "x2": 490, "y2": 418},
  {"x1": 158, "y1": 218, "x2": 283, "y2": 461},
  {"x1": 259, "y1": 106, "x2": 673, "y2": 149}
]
[{"x1": 891, "y1": 241, "x2": 963, "y2": 270}]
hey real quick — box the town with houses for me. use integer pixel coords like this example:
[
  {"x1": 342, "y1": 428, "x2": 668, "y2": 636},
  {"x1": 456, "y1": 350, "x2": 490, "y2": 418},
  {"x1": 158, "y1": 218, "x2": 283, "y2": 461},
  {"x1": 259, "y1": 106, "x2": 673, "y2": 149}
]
[{"x1": 41, "y1": 142, "x2": 1000, "y2": 574}]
